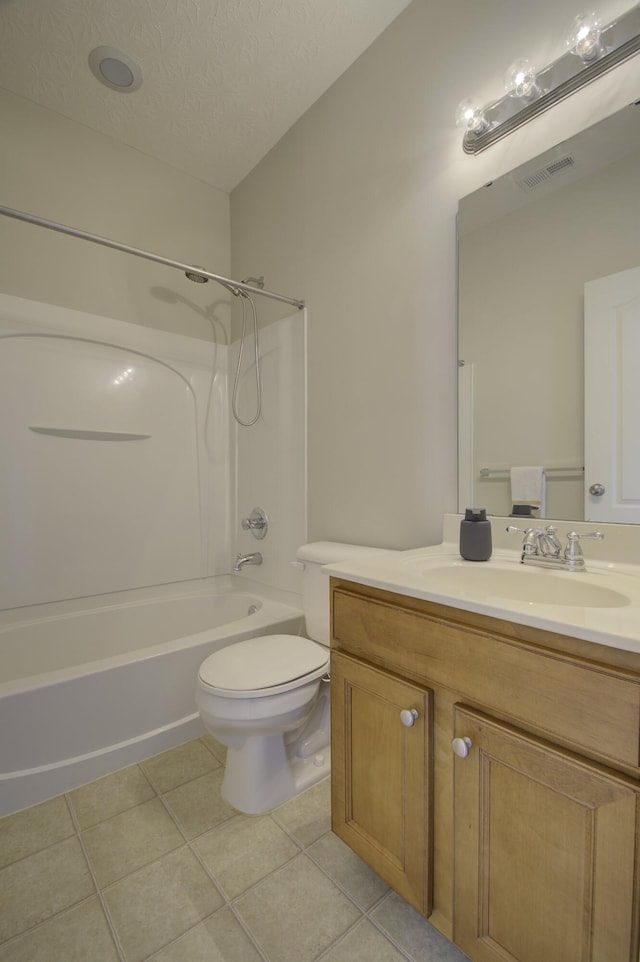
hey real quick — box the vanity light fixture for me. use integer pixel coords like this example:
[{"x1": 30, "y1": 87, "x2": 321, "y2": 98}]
[
  {"x1": 457, "y1": 3, "x2": 640, "y2": 154},
  {"x1": 455, "y1": 98, "x2": 489, "y2": 135},
  {"x1": 565, "y1": 11, "x2": 603, "y2": 62},
  {"x1": 504, "y1": 59, "x2": 539, "y2": 99}
]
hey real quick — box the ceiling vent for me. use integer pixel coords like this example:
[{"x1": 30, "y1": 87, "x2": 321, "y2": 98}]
[{"x1": 516, "y1": 155, "x2": 576, "y2": 192}]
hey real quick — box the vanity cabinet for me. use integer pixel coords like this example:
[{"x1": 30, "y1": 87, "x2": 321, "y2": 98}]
[
  {"x1": 331, "y1": 650, "x2": 433, "y2": 915},
  {"x1": 453, "y1": 705, "x2": 638, "y2": 962},
  {"x1": 330, "y1": 578, "x2": 640, "y2": 962}
]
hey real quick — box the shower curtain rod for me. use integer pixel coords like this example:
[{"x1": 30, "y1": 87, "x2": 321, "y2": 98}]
[{"x1": 0, "y1": 204, "x2": 305, "y2": 310}]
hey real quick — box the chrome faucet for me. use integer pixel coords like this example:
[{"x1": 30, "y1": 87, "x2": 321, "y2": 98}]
[
  {"x1": 506, "y1": 525, "x2": 603, "y2": 572},
  {"x1": 233, "y1": 551, "x2": 263, "y2": 572}
]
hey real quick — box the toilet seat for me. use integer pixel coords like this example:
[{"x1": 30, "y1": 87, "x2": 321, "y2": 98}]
[{"x1": 198, "y1": 634, "x2": 329, "y2": 699}]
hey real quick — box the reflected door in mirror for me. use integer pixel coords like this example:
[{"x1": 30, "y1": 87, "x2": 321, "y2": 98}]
[{"x1": 585, "y1": 265, "x2": 640, "y2": 523}]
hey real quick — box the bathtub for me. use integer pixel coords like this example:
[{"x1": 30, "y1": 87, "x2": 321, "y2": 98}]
[{"x1": 0, "y1": 580, "x2": 304, "y2": 816}]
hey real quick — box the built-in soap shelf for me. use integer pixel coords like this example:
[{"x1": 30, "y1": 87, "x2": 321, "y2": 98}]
[{"x1": 28, "y1": 427, "x2": 151, "y2": 441}]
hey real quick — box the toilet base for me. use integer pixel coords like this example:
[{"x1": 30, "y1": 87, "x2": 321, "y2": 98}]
[
  {"x1": 219, "y1": 684, "x2": 331, "y2": 814},
  {"x1": 221, "y1": 733, "x2": 331, "y2": 814}
]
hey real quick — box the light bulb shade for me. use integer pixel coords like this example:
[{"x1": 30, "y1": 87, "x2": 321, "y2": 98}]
[
  {"x1": 504, "y1": 59, "x2": 539, "y2": 99},
  {"x1": 566, "y1": 11, "x2": 603, "y2": 61},
  {"x1": 455, "y1": 98, "x2": 489, "y2": 134}
]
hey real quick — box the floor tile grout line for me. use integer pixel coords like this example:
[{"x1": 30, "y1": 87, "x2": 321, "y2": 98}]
[
  {"x1": 0, "y1": 893, "x2": 100, "y2": 953},
  {"x1": 198, "y1": 733, "x2": 226, "y2": 765},
  {"x1": 75, "y1": 793, "x2": 168, "y2": 837},
  {"x1": 185, "y1": 827, "x2": 304, "y2": 906},
  {"x1": 73, "y1": 814, "x2": 128, "y2": 962},
  {"x1": 0, "y1": 793, "x2": 81, "y2": 874},
  {"x1": 226, "y1": 902, "x2": 271, "y2": 962},
  {"x1": 220, "y1": 846, "x2": 372, "y2": 960},
  {"x1": 363, "y1": 887, "x2": 395, "y2": 916},
  {"x1": 63, "y1": 791, "x2": 81, "y2": 831},
  {"x1": 63, "y1": 763, "x2": 159, "y2": 833},
  {"x1": 154, "y1": 784, "x2": 200, "y2": 843},
  {"x1": 224, "y1": 862, "x2": 368, "y2": 962},
  {"x1": 136, "y1": 735, "x2": 225, "y2": 795},
  {"x1": 362, "y1": 892, "x2": 423, "y2": 962},
  {"x1": 364, "y1": 915, "x2": 421, "y2": 962},
  {"x1": 91, "y1": 837, "x2": 224, "y2": 962},
  {"x1": 0, "y1": 838, "x2": 106, "y2": 950},
  {"x1": 267, "y1": 810, "x2": 320, "y2": 850},
  {"x1": 0, "y1": 795, "x2": 101, "y2": 951},
  {"x1": 138, "y1": 902, "x2": 270, "y2": 962},
  {"x1": 138, "y1": 760, "x2": 224, "y2": 798},
  {"x1": 75, "y1": 793, "x2": 188, "y2": 891},
  {"x1": 313, "y1": 915, "x2": 373, "y2": 961},
  {"x1": 303, "y1": 838, "x2": 392, "y2": 914},
  {"x1": 95, "y1": 838, "x2": 190, "y2": 896},
  {"x1": 0, "y1": 826, "x2": 78, "y2": 872}
]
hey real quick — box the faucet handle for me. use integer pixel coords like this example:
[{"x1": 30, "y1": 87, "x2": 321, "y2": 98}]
[
  {"x1": 564, "y1": 530, "x2": 603, "y2": 562},
  {"x1": 506, "y1": 525, "x2": 539, "y2": 555},
  {"x1": 241, "y1": 507, "x2": 268, "y2": 539}
]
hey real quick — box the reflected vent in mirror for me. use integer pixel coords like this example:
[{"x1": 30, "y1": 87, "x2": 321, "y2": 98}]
[{"x1": 516, "y1": 155, "x2": 576, "y2": 192}]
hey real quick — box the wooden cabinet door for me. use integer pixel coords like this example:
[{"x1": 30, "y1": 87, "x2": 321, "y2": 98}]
[
  {"x1": 453, "y1": 706, "x2": 640, "y2": 962},
  {"x1": 331, "y1": 650, "x2": 433, "y2": 916}
]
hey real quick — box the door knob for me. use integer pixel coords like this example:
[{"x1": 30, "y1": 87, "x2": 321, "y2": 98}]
[
  {"x1": 400, "y1": 709, "x2": 419, "y2": 727},
  {"x1": 452, "y1": 736, "x2": 473, "y2": 758},
  {"x1": 589, "y1": 483, "x2": 605, "y2": 496}
]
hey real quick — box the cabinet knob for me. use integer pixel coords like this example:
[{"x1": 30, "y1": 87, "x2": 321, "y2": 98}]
[
  {"x1": 452, "y1": 736, "x2": 473, "y2": 758},
  {"x1": 400, "y1": 708, "x2": 419, "y2": 727}
]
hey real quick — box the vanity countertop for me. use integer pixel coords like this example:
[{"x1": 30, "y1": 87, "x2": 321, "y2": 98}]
[{"x1": 325, "y1": 516, "x2": 640, "y2": 655}]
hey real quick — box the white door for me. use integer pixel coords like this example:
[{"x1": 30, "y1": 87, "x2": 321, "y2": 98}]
[{"x1": 584, "y1": 266, "x2": 640, "y2": 523}]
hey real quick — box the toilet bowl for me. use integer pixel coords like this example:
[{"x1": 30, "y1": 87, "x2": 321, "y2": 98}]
[{"x1": 196, "y1": 541, "x2": 389, "y2": 814}]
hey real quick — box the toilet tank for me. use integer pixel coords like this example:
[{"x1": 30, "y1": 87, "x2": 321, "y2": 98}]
[{"x1": 297, "y1": 542, "x2": 392, "y2": 646}]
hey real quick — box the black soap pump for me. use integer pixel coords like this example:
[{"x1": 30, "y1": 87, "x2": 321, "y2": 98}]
[{"x1": 460, "y1": 508, "x2": 492, "y2": 561}]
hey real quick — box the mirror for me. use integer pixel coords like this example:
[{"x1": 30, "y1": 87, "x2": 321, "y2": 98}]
[{"x1": 458, "y1": 100, "x2": 640, "y2": 522}]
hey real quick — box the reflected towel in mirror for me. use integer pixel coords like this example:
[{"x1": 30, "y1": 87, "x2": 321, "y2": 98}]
[{"x1": 511, "y1": 466, "x2": 546, "y2": 518}]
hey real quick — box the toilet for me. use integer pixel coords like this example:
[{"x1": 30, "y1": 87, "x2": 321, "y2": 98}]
[{"x1": 196, "y1": 542, "x2": 387, "y2": 814}]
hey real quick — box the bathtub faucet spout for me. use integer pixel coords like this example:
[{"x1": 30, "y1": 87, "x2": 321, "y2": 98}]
[{"x1": 233, "y1": 552, "x2": 263, "y2": 572}]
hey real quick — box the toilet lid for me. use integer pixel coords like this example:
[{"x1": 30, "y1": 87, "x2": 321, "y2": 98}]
[{"x1": 198, "y1": 634, "x2": 328, "y2": 692}]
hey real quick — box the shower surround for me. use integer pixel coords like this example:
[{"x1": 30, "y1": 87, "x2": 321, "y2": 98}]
[{"x1": 0, "y1": 293, "x2": 307, "y2": 814}]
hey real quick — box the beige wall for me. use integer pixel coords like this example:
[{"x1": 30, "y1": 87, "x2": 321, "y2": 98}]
[
  {"x1": 230, "y1": 0, "x2": 640, "y2": 549},
  {"x1": 0, "y1": 89, "x2": 231, "y2": 343}
]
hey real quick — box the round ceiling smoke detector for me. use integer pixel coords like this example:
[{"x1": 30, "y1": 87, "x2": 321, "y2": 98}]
[{"x1": 88, "y1": 46, "x2": 143, "y2": 92}]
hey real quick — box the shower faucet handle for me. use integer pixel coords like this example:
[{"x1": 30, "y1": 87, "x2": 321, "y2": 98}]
[{"x1": 241, "y1": 507, "x2": 268, "y2": 539}]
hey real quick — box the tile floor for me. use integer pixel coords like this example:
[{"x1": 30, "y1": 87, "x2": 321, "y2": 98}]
[{"x1": 0, "y1": 736, "x2": 469, "y2": 962}]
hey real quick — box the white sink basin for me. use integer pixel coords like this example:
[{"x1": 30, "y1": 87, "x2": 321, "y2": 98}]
[{"x1": 419, "y1": 563, "x2": 630, "y2": 609}]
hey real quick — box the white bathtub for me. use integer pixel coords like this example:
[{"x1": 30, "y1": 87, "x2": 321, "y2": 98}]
[{"x1": 0, "y1": 580, "x2": 304, "y2": 816}]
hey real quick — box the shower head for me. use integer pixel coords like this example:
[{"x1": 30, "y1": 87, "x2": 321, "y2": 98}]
[
  {"x1": 184, "y1": 267, "x2": 240, "y2": 296},
  {"x1": 184, "y1": 268, "x2": 209, "y2": 284},
  {"x1": 184, "y1": 266, "x2": 265, "y2": 298}
]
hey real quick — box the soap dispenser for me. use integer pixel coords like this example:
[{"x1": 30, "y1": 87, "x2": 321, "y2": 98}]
[{"x1": 459, "y1": 508, "x2": 492, "y2": 561}]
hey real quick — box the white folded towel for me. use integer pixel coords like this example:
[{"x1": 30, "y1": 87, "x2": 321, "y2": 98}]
[{"x1": 510, "y1": 466, "x2": 546, "y2": 518}]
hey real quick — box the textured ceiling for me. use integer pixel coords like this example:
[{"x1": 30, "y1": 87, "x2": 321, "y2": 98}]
[{"x1": 0, "y1": 0, "x2": 414, "y2": 192}]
